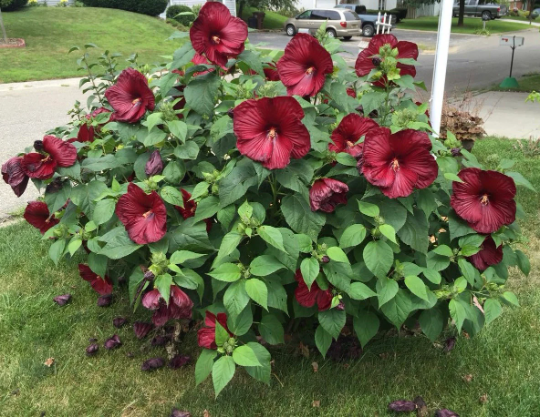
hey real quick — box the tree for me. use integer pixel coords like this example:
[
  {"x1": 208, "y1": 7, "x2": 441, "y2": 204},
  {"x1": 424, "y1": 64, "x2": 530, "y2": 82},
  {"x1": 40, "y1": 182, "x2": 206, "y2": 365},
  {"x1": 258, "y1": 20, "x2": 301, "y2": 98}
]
[
  {"x1": 237, "y1": 0, "x2": 297, "y2": 21},
  {"x1": 0, "y1": 8, "x2": 7, "y2": 44}
]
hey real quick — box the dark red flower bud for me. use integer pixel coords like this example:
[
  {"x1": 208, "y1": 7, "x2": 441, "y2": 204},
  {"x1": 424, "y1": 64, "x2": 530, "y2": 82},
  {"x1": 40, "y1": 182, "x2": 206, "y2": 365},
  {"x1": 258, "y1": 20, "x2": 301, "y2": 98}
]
[
  {"x1": 113, "y1": 316, "x2": 127, "y2": 328},
  {"x1": 45, "y1": 177, "x2": 64, "y2": 194},
  {"x1": 86, "y1": 343, "x2": 99, "y2": 356},
  {"x1": 145, "y1": 150, "x2": 164, "y2": 176},
  {"x1": 144, "y1": 270, "x2": 155, "y2": 281},
  {"x1": 388, "y1": 400, "x2": 417, "y2": 412},
  {"x1": 371, "y1": 57, "x2": 382, "y2": 67},
  {"x1": 171, "y1": 409, "x2": 192, "y2": 417},
  {"x1": 227, "y1": 108, "x2": 234, "y2": 118},
  {"x1": 2, "y1": 156, "x2": 29, "y2": 197},
  {"x1": 151, "y1": 335, "x2": 169, "y2": 346},
  {"x1": 435, "y1": 410, "x2": 459, "y2": 417},
  {"x1": 53, "y1": 294, "x2": 71, "y2": 306},
  {"x1": 309, "y1": 178, "x2": 349, "y2": 213},
  {"x1": 451, "y1": 148, "x2": 462, "y2": 157},
  {"x1": 321, "y1": 255, "x2": 330, "y2": 263},
  {"x1": 104, "y1": 335, "x2": 122, "y2": 350},
  {"x1": 141, "y1": 357, "x2": 165, "y2": 371},
  {"x1": 97, "y1": 294, "x2": 113, "y2": 307},
  {"x1": 169, "y1": 354, "x2": 191, "y2": 369},
  {"x1": 444, "y1": 337, "x2": 456, "y2": 352},
  {"x1": 34, "y1": 140, "x2": 44, "y2": 152},
  {"x1": 134, "y1": 322, "x2": 154, "y2": 339},
  {"x1": 337, "y1": 300, "x2": 345, "y2": 310}
]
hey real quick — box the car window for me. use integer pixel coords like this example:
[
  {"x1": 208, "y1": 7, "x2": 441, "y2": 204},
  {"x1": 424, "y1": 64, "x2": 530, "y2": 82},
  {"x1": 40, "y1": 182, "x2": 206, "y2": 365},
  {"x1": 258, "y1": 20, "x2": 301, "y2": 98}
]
[
  {"x1": 310, "y1": 10, "x2": 326, "y2": 20},
  {"x1": 355, "y1": 5, "x2": 367, "y2": 13},
  {"x1": 296, "y1": 10, "x2": 312, "y2": 19},
  {"x1": 466, "y1": 0, "x2": 478, "y2": 5},
  {"x1": 344, "y1": 11, "x2": 360, "y2": 20},
  {"x1": 327, "y1": 10, "x2": 341, "y2": 20}
]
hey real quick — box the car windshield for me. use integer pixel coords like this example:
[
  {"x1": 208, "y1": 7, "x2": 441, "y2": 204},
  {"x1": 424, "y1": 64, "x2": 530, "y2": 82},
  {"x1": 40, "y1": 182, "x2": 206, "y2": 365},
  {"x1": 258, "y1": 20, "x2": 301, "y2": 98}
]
[{"x1": 344, "y1": 10, "x2": 360, "y2": 20}]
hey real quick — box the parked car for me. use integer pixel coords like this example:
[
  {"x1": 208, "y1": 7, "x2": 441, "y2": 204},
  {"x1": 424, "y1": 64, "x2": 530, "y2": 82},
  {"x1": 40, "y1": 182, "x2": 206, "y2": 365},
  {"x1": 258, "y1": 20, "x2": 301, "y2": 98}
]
[
  {"x1": 452, "y1": 0, "x2": 508, "y2": 20},
  {"x1": 335, "y1": 4, "x2": 396, "y2": 37},
  {"x1": 283, "y1": 8, "x2": 362, "y2": 39}
]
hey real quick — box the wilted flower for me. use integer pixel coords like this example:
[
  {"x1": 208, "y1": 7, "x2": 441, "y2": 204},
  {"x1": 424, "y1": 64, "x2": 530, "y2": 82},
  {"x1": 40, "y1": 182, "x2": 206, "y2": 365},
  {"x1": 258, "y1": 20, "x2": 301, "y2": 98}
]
[
  {"x1": 309, "y1": 178, "x2": 349, "y2": 213},
  {"x1": 104, "y1": 68, "x2": 155, "y2": 123},
  {"x1": 197, "y1": 310, "x2": 232, "y2": 349},
  {"x1": 450, "y1": 168, "x2": 516, "y2": 234},
  {"x1": 86, "y1": 343, "x2": 99, "y2": 356},
  {"x1": 97, "y1": 294, "x2": 113, "y2": 307},
  {"x1": 444, "y1": 336, "x2": 456, "y2": 352},
  {"x1": 141, "y1": 357, "x2": 165, "y2": 371},
  {"x1": 387, "y1": 400, "x2": 417, "y2": 412},
  {"x1": 361, "y1": 128, "x2": 438, "y2": 198},
  {"x1": 233, "y1": 97, "x2": 311, "y2": 170},
  {"x1": 468, "y1": 236, "x2": 503, "y2": 271},
  {"x1": 24, "y1": 201, "x2": 59, "y2": 234},
  {"x1": 142, "y1": 285, "x2": 194, "y2": 327},
  {"x1": 277, "y1": 33, "x2": 333, "y2": 97},
  {"x1": 169, "y1": 354, "x2": 191, "y2": 369},
  {"x1": 2, "y1": 156, "x2": 29, "y2": 197},
  {"x1": 171, "y1": 409, "x2": 192, "y2": 417},
  {"x1": 115, "y1": 183, "x2": 167, "y2": 245},
  {"x1": 76, "y1": 107, "x2": 112, "y2": 143},
  {"x1": 435, "y1": 410, "x2": 460, "y2": 417},
  {"x1": 329, "y1": 114, "x2": 379, "y2": 158},
  {"x1": 21, "y1": 135, "x2": 77, "y2": 180},
  {"x1": 53, "y1": 294, "x2": 71, "y2": 306},
  {"x1": 189, "y1": 2, "x2": 248, "y2": 69},
  {"x1": 145, "y1": 150, "x2": 164, "y2": 176},
  {"x1": 294, "y1": 270, "x2": 333, "y2": 311},
  {"x1": 78, "y1": 264, "x2": 113, "y2": 295},
  {"x1": 104, "y1": 335, "x2": 122, "y2": 350},
  {"x1": 113, "y1": 316, "x2": 127, "y2": 328},
  {"x1": 133, "y1": 322, "x2": 154, "y2": 339}
]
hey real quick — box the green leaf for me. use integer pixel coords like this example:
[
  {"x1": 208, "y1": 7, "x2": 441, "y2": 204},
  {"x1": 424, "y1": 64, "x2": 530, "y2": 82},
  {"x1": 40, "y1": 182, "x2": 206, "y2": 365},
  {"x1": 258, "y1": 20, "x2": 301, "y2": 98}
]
[
  {"x1": 484, "y1": 298, "x2": 502, "y2": 325},
  {"x1": 233, "y1": 345, "x2": 262, "y2": 367},
  {"x1": 219, "y1": 163, "x2": 257, "y2": 207},
  {"x1": 223, "y1": 281, "x2": 250, "y2": 318},
  {"x1": 358, "y1": 200, "x2": 380, "y2": 217},
  {"x1": 208, "y1": 263, "x2": 242, "y2": 282},
  {"x1": 190, "y1": 182, "x2": 210, "y2": 200},
  {"x1": 227, "y1": 305, "x2": 253, "y2": 336},
  {"x1": 237, "y1": 200, "x2": 253, "y2": 222},
  {"x1": 258, "y1": 225, "x2": 286, "y2": 253},
  {"x1": 69, "y1": 180, "x2": 108, "y2": 218},
  {"x1": 275, "y1": 159, "x2": 314, "y2": 193},
  {"x1": 378, "y1": 199, "x2": 408, "y2": 232},
  {"x1": 88, "y1": 252, "x2": 107, "y2": 278},
  {"x1": 174, "y1": 141, "x2": 199, "y2": 160},
  {"x1": 98, "y1": 227, "x2": 142, "y2": 259},
  {"x1": 353, "y1": 311, "x2": 380, "y2": 347},
  {"x1": 377, "y1": 277, "x2": 399, "y2": 307},
  {"x1": 419, "y1": 308, "x2": 444, "y2": 342},
  {"x1": 379, "y1": 224, "x2": 397, "y2": 244},
  {"x1": 185, "y1": 72, "x2": 221, "y2": 116},
  {"x1": 145, "y1": 112, "x2": 164, "y2": 131},
  {"x1": 327, "y1": 247, "x2": 350, "y2": 264},
  {"x1": 49, "y1": 239, "x2": 66, "y2": 266},
  {"x1": 245, "y1": 278, "x2": 268, "y2": 310},
  {"x1": 92, "y1": 198, "x2": 116, "y2": 225},
  {"x1": 318, "y1": 308, "x2": 346, "y2": 340},
  {"x1": 501, "y1": 291, "x2": 520, "y2": 307},
  {"x1": 322, "y1": 261, "x2": 352, "y2": 292},
  {"x1": 237, "y1": 50, "x2": 264, "y2": 75},
  {"x1": 142, "y1": 129, "x2": 167, "y2": 147},
  {"x1": 244, "y1": 342, "x2": 271, "y2": 384},
  {"x1": 281, "y1": 194, "x2": 326, "y2": 241},
  {"x1": 216, "y1": 232, "x2": 243, "y2": 263},
  {"x1": 381, "y1": 289, "x2": 413, "y2": 328},
  {"x1": 335, "y1": 152, "x2": 357, "y2": 167},
  {"x1": 170, "y1": 250, "x2": 205, "y2": 265},
  {"x1": 404, "y1": 276, "x2": 429, "y2": 301},
  {"x1": 195, "y1": 349, "x2": 217, "y2": 385},
  {"x1": 315, "y1": 325, "x2": 332, "y2": 357},
  {"x1": 364, "y1": 240, "x2": 393, "y2": 279},
  {"x1": 506, "y1": 171, "x2": 536, "y2": 191},
  {"x1": 339, "y1": 224, "x2": 367, "y2": 248},
  {"x1": 449, "y1": 298, "x2": 468, "y2": 333},
  {"x1": 515, "y1": 250, "x2": 530, "y2": 276},
  {"x1": 163, "y1": 160, "x2": 186, "y2": 184},
  {"x1": 264, "y1": 279, "x2": 288, "y2": 314},
  {"x1": 459, "y1": 245, "x2": 481, "y2": 257},
  {"x1": 422, "y1": 268, "x2": 442, "y2": 285},
  {"x1": 167, "y1": 120, "x2": 188, "y2": 142},
  {"x1": 81, "y1": 155, "x2": 122, "y2": 172},
  {"x1": 433, "y1": 245, "x2": 453, "y2": 257},
  {"x1": 397, "y1": 208, "x2": 429, "y2": 254},
  {"x1": 457, "y1": 258, "x2": 480, "y2": 286},
  {"x1": 427, "y1": 251, "x2": 451, "y2": 271},
  {"x1": 194, "y1": 196, "x2": 220, "y2": 222},
  {"x1": 296, "y1": 234, "x2": 313, "y2": 252},
  {"x1": 155, "y1": 273, "x2": 172, "y2": 303},
  {"x1": 212, "y1": 356, "x2": 235, "y2": 397},
  {"x1": 300, "y1": 257, "x2": 319, "y2": 290},
  {"x1": 160, "y1": 186, "x2": 186, "y2": 207},
  {"x1": 250, "y1": 255, "x2": 285, "y2": 276},
  {"x1": 215, "y1": 321, "x2": 229, "y2": 347},
  {"x1": 258, "y1": 315, "x2": 284, "y2": 345},
  {"x1": 67, "y1": 236, "x2": 82, "y2": 256},
  {"x1": 348, "y1": 282, "x2": 377, "y2": 300},
  {"x1": 444, "y1": 173, "x2": 464, "y2": 183}
]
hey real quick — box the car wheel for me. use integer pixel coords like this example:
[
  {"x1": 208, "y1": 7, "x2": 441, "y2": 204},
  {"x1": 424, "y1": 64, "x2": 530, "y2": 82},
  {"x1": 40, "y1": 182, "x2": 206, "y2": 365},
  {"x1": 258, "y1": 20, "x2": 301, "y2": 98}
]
[
  {"x1": 286, "y1": 25, "x2": 296, "y2": 36},
  {"x1": 482, "y1": 11, "x2": 492, "y2": 20},
  {"x1": 362, "y1": 24, "x2": 374, "y2": 37},
  {"x1": 343, "y1": 36, "x2": 353, "y2": 40},
  {"x1": 326, "y1": 28, "x2": 337, "y2": 38}
]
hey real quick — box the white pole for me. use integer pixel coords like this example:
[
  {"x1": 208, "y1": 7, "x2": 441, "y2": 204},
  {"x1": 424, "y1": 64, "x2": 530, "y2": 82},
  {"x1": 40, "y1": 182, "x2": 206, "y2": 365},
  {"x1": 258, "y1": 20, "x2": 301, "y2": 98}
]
[{"x1": 429, "y1": 0, "x2": 454, "y2": 136}]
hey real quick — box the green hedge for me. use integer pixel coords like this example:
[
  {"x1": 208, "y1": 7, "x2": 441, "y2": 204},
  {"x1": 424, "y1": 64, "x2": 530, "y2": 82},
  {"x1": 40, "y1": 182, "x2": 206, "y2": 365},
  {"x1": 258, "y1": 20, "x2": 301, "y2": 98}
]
[
  {"x1": 166, "y1": 4, "x2": 195, "y2": 27},
  {"x1": 1, "y1": 0, "x2": 29, "y2": 11},
  {"x1": 81, "y1": 0, "x2": 168, "y2": 16}
]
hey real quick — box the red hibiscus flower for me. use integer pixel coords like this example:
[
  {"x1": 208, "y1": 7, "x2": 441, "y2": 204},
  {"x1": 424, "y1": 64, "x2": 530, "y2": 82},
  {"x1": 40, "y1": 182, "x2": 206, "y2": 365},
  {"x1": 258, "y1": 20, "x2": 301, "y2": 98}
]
[
  {"x1": 78, "y1": 264, "x2": 113, "y2": 295},
  {"x1": 263, "y1": 62, "x2": 280, "y2": 82},
  {"x1": 142, "y1": 286, "x2": 194, "y2": 327},
  {"x1": 355, "y1": 34, "x2": 418, "y2": 87},
  {"x1": 2, "y1": 156, "x2": 29, "y2": 197},
  {"x1": 361, "y1": 128, "x2": 438, "y2": 199},
  {"x1": 277, "y1": 33, "x2": 333, "y2": 97},
  {"x1": 104, "y1": 68, "x2": 155, "y2": 123},
  {"x1": 23, "y1": 201, "x2": 59, "y2": 234},
  {"x1": 329, "y1": 114, "x2": 379, "y2": 158},
  {"x1": 294, "y1": 270, "x2": 333, "y2": 311},
  {"x1": 175, "y1": 189, "x2": 213, "y2": 232},
  {"x1": 346, "y1": 87, "x2": 356, "y2": 98},
  {"x1": 233, "y1": 97, "x2": 311, "y2": 170},
  {"x1": 310, "y1": 178, "x2": 349, "y2": 213},
  {"x1": 21, "y1": 136, "x2": 77, "y2": 180},
  {"x1": 189, "y1": 2, "x2": 248, "y2": 70},
  {"x1": 76, "y1": 108, "x2": 112, "y2": 143},
  {"x1": 115, "y1": 183, "x2": 167, "y2": 245},
  {"x1": 197, "y1": 310, "x2": 232, "y2": 349},
  {"x1": 468, "y1": 236, "x2": 503, "y2": 271},
  {"x1": 450, "y1": 168, "x2": 516, "y2": 234}
]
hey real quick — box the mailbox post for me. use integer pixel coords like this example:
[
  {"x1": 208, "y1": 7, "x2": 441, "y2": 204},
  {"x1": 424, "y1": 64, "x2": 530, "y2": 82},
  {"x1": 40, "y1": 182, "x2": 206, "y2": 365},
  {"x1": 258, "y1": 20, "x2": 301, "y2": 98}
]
[{"x1": 499, "y1": 35, "x2": 525, "y2": 88}]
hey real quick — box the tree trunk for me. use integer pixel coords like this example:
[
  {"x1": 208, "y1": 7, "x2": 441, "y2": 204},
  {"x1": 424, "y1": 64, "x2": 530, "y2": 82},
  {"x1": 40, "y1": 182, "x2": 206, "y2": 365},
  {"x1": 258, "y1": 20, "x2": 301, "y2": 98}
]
[
  {"x1": 529, "y1": 0, "x2": 533, "y2": 25},
  {"x1": 458, "y1": 0, "x2": 465, "y2": 27},
  {"x1": 0, "y1": 7, "x2": 8, "y2": 44},
  {"x1": 238, "y1": 1, "x2": 244, "y2": 20}
]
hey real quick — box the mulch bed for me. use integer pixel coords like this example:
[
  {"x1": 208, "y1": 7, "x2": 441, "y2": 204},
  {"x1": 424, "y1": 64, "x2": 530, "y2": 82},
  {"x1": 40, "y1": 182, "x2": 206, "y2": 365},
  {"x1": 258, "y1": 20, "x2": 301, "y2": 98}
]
[{"x1": 0, "y1": 38, "x2": 26, "y2": 49}]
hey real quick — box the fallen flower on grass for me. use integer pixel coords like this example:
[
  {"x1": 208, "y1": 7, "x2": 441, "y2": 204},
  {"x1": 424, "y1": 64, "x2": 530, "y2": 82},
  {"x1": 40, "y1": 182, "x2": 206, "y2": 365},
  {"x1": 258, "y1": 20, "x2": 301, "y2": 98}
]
[
  {"x1": 388, "y1": 399, "x2": 417, "y2": 412},
  {"x1": 141, "y1": 357, "x2": 165, "y2": 371},
  {"x1": 104, "y1": 335, "x2": 122, "y2": 350},
  {"x1": 170, "y1": 409, "x2": 191, "y2": 417},
  {"x1": 86, "y1": 344, "x2": 99, "y2": 356},
  {"x1": 43, "y1": 357, "x2": 55, "y2": 367},
  {"x1": 414, "y1": 396, "x2": 428, "y2": 417},
  {"x1": 444, "y1": 337, "x2": 457, "y2": 353},
  {"x1": 97, "y1": 294, "x2": 113, "y2": 307},
  {"x1": 151, "y1": 335, "x2": 169, "y2": 346},
  {"x1": 53, "y1": 294, "x2": 71, "y2": 306},
  {"x1": 133, "y1": 322, "x2": 154, "y2": 339},
  {"x1": 113, "y1": 316, "x2": 127, "y2": 328},
  {"x1": 435, "y1": 410, "x2": 459, "y2": 417},
  {"x1": 311, "y1": 361, "x2": 319, "y2": 373},
  {"x1": 169, "y1": 354, "x2": 191, "y2": 369}
]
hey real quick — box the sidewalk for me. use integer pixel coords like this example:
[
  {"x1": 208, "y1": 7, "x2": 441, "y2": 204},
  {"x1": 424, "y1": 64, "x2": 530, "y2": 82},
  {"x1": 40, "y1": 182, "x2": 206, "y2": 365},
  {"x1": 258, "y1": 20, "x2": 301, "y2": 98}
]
[{"x1": 499, "y1": 19, "x2": 540, "y2": 27}]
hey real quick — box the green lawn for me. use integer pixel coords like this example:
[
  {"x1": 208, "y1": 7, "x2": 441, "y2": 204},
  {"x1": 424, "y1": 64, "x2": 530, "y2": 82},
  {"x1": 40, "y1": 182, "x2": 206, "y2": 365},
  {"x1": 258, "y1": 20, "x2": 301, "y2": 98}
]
[
  {"x1": 241, "y1": 7, "x2": 288, "y2": 30},
  {"x1": 489, "y1": 73, "x2": 540, "y2": 92},
  {"x1": 1, "y1": 138, "x2": 539, "y2": 415},
  {"x1": 398, "y1": 16, "x2": 529, "y2": 34},
  {"x1": 0, "y1": 7, "x2": 179, "y2": 83},
  {"x1": 502, "y1": 15, "x2": 539, "y2": 23}
]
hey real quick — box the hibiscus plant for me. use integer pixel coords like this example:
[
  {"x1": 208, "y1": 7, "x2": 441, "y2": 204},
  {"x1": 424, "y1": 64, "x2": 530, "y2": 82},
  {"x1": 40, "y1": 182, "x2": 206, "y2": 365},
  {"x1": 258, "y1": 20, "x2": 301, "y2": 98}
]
[{"x1": 2, "y1": 2, "x2": 533, "y2": 397}]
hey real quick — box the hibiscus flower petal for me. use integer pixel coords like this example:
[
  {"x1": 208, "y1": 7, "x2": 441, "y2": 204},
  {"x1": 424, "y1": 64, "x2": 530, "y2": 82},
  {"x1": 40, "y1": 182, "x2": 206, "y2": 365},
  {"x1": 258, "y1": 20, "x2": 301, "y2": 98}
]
[
  {"x1": 24, "y1": 201, "x2": 58, "y2": 234},
  {"x1": 2, "y1": 156, "x2": 29, "y2": 197},
  {"x1": 43, "y1": 135, "x2": 77, "y2": 167}
]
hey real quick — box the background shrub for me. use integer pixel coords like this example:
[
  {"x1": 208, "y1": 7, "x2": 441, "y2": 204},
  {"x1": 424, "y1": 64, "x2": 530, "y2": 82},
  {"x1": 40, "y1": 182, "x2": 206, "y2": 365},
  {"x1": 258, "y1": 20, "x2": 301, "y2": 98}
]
[
  {"x1": 1, "y1": 0, "x2": 29, "y2": 11},
  {"x1": 166, "y1": 4, "x2": 195, "y2": 27},
  {"x1": 81, "y1": 0, "x2": 167, "y2": 16}
]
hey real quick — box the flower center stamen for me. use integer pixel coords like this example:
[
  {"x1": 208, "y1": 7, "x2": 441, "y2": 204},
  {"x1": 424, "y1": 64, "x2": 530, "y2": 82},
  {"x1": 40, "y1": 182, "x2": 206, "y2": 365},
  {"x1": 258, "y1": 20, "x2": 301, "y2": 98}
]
[
  {"x1": 212, "y1": 35, "x2": 221, "y2": 44},
  {"x1": 480, "y1": 194, "x2": 489, "y2": 205},
  {"x1": 346, "y1": 141, "x2": 355, "y2": 148},
  {"x1": 391, "y1": 158, "x2": 399, "y2": 172},
  {"x1": 268, "y1": 128, "x2": 277, "y2": 139},
  {"x1": 132, "y1": 98, "x2": 141, "y2": 105},
  {"x1": 142, "y1": 210, "x2": 153, "y2": 219},
  {"x1": 306, "y1": 67, "x2": 314, "y2": 75}
]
